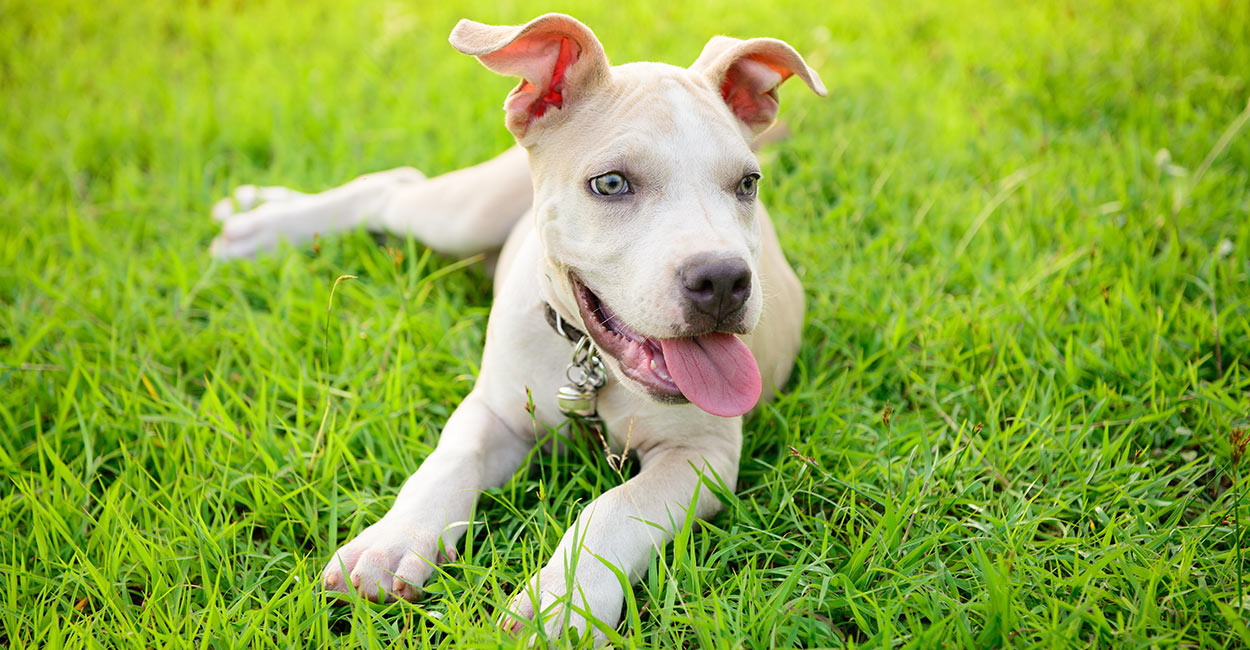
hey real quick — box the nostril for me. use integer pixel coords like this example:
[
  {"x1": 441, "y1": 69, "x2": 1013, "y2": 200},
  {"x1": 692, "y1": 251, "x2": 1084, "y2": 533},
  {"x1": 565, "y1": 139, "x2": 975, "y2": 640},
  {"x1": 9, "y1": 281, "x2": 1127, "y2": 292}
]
[{"x1": 691, "y1": 278, "x2": 715, "y2": 296}]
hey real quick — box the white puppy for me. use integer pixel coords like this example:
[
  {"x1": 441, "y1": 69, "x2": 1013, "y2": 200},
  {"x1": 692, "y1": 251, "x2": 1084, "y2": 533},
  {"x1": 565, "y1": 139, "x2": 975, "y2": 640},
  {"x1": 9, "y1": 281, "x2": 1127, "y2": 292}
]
[{"x1": 211, "y1": 13, "x2": 824, "y2": 643}]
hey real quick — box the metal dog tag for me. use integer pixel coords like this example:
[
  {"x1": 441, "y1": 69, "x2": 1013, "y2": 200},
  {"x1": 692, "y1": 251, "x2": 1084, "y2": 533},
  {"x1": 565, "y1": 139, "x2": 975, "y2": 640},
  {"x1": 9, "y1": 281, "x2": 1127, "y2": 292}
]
[
  {"x1": 557, "y1": 384, "x2": 598, "y2": 418},
  {"x1": 558, "y1": 337, "x2": 607, "y2": 421}
]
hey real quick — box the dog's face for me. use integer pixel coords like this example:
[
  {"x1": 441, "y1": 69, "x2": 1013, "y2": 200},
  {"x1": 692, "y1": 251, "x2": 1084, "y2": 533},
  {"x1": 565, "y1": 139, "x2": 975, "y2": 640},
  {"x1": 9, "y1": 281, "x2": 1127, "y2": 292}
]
[
  {"x1": 451, "y1": 15, "x2": 825, "y2": 416},
  {"x1": 529, "y1": 63, "x2": 766, "y2": 413}
]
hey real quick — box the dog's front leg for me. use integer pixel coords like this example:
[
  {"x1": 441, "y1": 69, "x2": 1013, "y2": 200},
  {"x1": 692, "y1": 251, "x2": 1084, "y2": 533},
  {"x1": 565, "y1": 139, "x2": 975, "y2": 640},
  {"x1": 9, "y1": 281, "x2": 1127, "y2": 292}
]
[
  {"x1": 503, "y1": 430, "x2": 741, "y2": 644},
  {"x1": 322, "y1": 390, "x2": 531, "y2": 602}
]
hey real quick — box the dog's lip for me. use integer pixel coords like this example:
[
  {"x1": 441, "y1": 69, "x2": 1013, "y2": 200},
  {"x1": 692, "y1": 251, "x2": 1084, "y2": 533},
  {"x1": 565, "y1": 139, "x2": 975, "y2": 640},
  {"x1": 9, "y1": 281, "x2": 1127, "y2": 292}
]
[{"x1": 569, "y1": 274, "x2": 686, "y2": 401}]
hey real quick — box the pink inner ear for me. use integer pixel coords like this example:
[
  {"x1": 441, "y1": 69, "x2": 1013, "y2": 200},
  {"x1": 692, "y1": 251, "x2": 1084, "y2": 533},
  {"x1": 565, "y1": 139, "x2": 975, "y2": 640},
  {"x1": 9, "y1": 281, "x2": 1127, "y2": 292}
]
[
  {"x1": 504, "y1": 36, "x2": 578, "y2": 124},
  {"x1": 535, "y1": 37, "x2": 575, "y2": 118},
  {"x1": 720, "y1": 57, "x2": 790, "y2": 127}
]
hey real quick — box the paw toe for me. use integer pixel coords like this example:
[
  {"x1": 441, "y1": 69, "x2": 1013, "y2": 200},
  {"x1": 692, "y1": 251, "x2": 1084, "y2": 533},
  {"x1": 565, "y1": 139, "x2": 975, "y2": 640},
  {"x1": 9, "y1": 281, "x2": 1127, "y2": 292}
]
[
  {"x1": 211, "y1": 196, "x2": 236, "y2": 222},
  {"x1": 210, "y1": 234, "x2": 256, "y2": 260},
  {"x1": 322, "y1": 569, "x2": 347, "y2": 592},
  {"x1": 348, "y1": 570, "x2": 392, "y2": 603},
  {"x1": 503, "y1": 615, "x2": 525, "y2": 635},
  {"x1": 499, "y1": 589, "x2": 539, "y2": 636},
  {"x1": 391, "y1": 576, "x2": 422, "y2": 602},
  {"x1": 232, "y1": 185, "x2": 261, "y2": 211}
]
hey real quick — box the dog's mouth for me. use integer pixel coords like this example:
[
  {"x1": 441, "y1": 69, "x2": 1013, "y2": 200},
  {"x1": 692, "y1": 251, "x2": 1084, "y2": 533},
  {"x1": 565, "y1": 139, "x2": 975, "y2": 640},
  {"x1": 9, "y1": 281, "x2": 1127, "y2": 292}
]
[{"x1": 570, "y1": 274, "x2": 761, "y2": 417}]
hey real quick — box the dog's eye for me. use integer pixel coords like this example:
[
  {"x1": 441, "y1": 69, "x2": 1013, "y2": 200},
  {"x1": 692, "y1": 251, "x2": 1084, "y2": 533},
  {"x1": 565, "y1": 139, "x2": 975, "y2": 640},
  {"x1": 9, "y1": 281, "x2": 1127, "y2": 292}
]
[
  {"x1": 736, "y1": 173, "x2": 760, "y2": 199},
  {"x1": 589, "y1": 172, "x2": 630, "y2": 197}
]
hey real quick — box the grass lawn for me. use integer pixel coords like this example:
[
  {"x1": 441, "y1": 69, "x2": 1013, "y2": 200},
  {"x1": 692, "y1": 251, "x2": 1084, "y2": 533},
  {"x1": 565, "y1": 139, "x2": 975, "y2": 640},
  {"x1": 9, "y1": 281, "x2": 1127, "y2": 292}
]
[{"x1": 3, "y1": 0, "x2": 1249, "y2": 646}]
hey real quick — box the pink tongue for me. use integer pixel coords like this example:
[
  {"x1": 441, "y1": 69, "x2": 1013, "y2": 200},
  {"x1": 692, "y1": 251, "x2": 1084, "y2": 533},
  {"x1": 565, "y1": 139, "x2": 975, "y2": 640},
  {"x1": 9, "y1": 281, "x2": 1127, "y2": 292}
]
[{"x1": 659, "y1": 333, "x2": 762, "y2": 417}]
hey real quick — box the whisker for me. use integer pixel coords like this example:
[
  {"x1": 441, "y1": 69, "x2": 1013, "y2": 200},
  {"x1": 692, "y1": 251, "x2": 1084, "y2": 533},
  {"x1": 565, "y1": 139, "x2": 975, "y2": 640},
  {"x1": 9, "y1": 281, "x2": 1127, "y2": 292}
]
[{"x1": 593, "y1": 305, "x2": 621, "y2": 331}]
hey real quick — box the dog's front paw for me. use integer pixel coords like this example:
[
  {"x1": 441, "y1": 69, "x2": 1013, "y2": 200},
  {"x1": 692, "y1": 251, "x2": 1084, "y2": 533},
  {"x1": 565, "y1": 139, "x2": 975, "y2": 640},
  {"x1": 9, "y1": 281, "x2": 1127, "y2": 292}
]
[
  {"x1": 321, "y1": 517, "x2": 456, "y2": 603},
  {"x1": 499, "y1": 560, "x2": 623, "y2": 646}
]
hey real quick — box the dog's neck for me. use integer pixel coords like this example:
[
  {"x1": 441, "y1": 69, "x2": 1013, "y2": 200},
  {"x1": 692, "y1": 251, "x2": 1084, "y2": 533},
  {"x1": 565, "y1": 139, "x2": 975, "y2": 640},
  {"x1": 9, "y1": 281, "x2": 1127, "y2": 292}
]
[{"x1": 544, "y1": 302, "x2": 586, "y2": 346}]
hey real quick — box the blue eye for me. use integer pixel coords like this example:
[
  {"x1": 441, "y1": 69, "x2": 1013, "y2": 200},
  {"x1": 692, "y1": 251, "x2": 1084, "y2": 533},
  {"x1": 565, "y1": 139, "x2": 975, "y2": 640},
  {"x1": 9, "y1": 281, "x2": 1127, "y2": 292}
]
[
  {"x1": 590, "y1": 172, "x2": 630, "y2": 196},
  {"x1": 737, "y1": 173, "x2": 760, "y2": 198}
]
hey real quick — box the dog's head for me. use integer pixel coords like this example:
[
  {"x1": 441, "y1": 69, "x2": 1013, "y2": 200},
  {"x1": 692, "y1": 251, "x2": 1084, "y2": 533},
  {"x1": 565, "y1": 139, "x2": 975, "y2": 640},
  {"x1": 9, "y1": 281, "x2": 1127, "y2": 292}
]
[{"x1": 452, "y1": 14, "x2": 824, "y2": 417}]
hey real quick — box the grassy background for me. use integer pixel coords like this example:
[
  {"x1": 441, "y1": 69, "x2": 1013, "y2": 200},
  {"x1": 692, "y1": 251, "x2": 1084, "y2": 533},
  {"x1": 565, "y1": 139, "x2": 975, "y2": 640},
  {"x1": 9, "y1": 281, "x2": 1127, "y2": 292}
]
[{"x1": 2, "y1": 0, "x2": 1249, "y2": 646}]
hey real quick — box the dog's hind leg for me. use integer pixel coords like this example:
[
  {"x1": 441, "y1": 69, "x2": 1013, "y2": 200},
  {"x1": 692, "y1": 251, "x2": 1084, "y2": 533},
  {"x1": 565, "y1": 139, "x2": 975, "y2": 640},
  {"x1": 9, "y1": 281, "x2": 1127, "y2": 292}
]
[{"x1": 210, "y1": 145, "x2": 531, "y2": 259}]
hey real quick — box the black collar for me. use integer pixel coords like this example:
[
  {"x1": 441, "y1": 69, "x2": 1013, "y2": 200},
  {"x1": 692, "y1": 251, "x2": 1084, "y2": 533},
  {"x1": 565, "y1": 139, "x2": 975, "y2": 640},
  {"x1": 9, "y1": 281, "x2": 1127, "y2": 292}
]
[{"x1": 544, "y1": 302, "x2": 587, "y2": 345}]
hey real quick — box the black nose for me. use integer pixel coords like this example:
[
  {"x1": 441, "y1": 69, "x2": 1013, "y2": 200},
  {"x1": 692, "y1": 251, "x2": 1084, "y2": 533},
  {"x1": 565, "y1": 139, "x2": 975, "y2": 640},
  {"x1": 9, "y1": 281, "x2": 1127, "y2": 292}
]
[{"x1": 679, "y1": 256, "x2": 752, "y2": 322}]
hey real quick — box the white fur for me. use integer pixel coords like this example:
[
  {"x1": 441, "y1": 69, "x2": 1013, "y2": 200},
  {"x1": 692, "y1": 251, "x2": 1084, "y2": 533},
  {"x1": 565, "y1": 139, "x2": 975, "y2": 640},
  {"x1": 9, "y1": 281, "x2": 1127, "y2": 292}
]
[{"x1": 210, "y1": 14, "x2": 821, "y2": 645}]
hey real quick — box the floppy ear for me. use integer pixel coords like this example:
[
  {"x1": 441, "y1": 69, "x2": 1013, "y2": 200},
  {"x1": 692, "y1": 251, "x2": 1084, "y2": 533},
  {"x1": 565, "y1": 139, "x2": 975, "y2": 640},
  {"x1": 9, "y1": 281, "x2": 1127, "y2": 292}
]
[
  {"x1": 692, "y1": 36, "x2": 827, "y2": 135},
  {"x1": 450, "y1": 14, "x2": 610, "y2": 139}
]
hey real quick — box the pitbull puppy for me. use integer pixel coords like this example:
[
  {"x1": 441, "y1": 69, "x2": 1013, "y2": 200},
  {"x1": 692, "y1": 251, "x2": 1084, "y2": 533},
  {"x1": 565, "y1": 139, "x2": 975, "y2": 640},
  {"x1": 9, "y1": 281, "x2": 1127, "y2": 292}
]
[{"x1": 211, "y1": 14, "x2": 824, "y2": 642}]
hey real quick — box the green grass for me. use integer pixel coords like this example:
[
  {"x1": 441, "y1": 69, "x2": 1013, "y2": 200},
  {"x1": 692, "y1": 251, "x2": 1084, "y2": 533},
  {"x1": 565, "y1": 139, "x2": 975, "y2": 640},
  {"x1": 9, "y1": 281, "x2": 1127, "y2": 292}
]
[{"x1": 2, "y1": 0, "x2": 1249, "y2": 647}]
